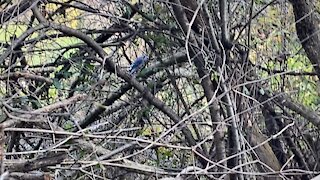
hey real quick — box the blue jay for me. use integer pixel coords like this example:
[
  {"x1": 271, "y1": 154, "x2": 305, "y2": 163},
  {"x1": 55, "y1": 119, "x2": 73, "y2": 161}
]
[{"x1": 129, "y1": 54, "x2": 149, "y2": 74}]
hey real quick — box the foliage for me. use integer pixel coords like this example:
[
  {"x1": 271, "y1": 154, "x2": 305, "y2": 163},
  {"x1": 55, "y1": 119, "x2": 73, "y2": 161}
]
[{"x1": 0, "y1": 0, "x2": 319, "y2": 180}]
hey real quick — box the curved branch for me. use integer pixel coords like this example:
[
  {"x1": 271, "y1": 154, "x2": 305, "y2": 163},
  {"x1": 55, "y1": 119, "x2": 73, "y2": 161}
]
[
  {"x1": 0, "y1": 0, "x2": 34, "y2": 25},
  {"x1": 35, "y1": 16, "x2": 204, "y2": 166},
  {"x1": 289, "y1": 0, "x2": 320, "y2": 79}
]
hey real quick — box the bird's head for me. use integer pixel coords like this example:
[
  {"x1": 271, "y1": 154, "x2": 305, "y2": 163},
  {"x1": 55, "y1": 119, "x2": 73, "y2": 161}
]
[{"x1": 140, "y1": 54, "x2": 149, "y2": 63}]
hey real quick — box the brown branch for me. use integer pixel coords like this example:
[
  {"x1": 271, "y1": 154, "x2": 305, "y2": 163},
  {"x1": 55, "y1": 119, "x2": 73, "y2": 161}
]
[
  {"x1": 32, "y1": 94, "x2": 87, "y2": 114},
  {"x1": 256, "y1": 64, "x2": 318, "y2": 76},
  {"x1": 77, "y1": 84, "x2": 132, "y2": 129},
  {"x1": 0, "y1": 25, "x2": 46, "y2": 65},
  {"x1": 1, "y1": 94, "x2": 87, "y2": 128},
  {"x1": 169, "y1": 0, "x2": 226, "y2": 167},
  {"x1": 77, "y1": 51, "x2": 188, "y2": 130},
  {"x1": 31, "y1": 11, "x2": 204, "y2": 166},
  {"x1": 0, "y1": 124, "x2": 4, "y2": 175},
  {"x1": 6, "y1": 152, "x2": 67, "y2": 172},
  {"x1": 274, "y1": 94, "x2": 320, "y2": 129},
  {"x1": 0, "y1": 72, "x2": 53, "y2": 84},
  {"x1": 8, "y1": 171, "x2": 50, "y2": 180},
  {"x1": 0, "y1": 0, "x2": 33, "y2": 25},
  {"x1": 289, "y1": 0, "x2": 320, "y2": 79}
]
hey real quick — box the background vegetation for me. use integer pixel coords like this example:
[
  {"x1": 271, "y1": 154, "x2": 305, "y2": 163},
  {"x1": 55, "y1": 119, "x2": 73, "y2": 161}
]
[{"x1": 0, "y1": 0, "x2": 319, "y2": 179}]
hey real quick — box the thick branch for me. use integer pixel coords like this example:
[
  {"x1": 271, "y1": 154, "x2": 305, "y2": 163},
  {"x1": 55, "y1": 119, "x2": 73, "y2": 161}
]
[
  {"x1": 41, "y1": 22, "x2": 202, "y2": 164},
  {"x1": 0, "y1": 72, "x2": 53, "y2": 84},
  {"x1": 6, "y1": 152, "x2": 67, "y2": 172},
  {"x1": 169, "y1": 0, "x2": 226, "y2": 168},
  {"x1": 274, "y1": 94, "x2": 320, "y2": 129},
  {"x1": 289, "y1": 0, "x2": 320, "y2": 79},
  {"x1": 0, "y1": 0, "x2": 33, "y2": 25}
]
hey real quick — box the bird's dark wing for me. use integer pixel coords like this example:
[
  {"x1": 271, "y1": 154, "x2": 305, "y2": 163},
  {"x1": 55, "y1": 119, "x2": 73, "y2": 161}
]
[{"x1": 129, "y1": 57, "x2": 143, "y2": 74}]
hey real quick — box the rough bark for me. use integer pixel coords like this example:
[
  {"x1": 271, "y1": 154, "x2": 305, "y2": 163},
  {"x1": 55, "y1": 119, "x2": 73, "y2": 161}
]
[
  {"x1": 249, "y1": 124, "x2": 282, "y2": 180},
  {"x1": 289, "y1": 0, "x2": 320, "y2": 79},
  {"x1": 169, "y1": 0, "x2": 226, "y2": 171}
]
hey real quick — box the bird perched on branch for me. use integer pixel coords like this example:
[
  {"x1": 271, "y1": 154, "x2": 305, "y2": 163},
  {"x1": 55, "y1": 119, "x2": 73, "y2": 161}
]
[{"x1": 129, "y1": 54, "x2": 149, "y2": 74}]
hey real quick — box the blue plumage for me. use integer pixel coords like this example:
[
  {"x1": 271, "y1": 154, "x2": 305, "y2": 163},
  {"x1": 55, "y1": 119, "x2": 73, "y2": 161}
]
[{"x1": 129, "y1": 55, "x2": 149, "y2": 74}]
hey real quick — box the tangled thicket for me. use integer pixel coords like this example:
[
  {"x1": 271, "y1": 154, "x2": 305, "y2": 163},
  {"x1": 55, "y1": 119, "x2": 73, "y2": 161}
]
[{"x1": 0, "y1": 0, "x2": 320, "y2": 179}]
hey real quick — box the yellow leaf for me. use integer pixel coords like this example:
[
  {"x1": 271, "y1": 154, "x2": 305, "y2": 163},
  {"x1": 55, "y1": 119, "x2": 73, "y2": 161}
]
[{"x1": 130, "y1": 0, "x2": 138, "y2": 4}]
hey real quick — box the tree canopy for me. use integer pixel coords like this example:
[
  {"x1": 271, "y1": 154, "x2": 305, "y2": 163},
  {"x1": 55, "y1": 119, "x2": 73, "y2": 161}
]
[{"x1": 0, "y1": 0, "x2": 319, "y2": 179}]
